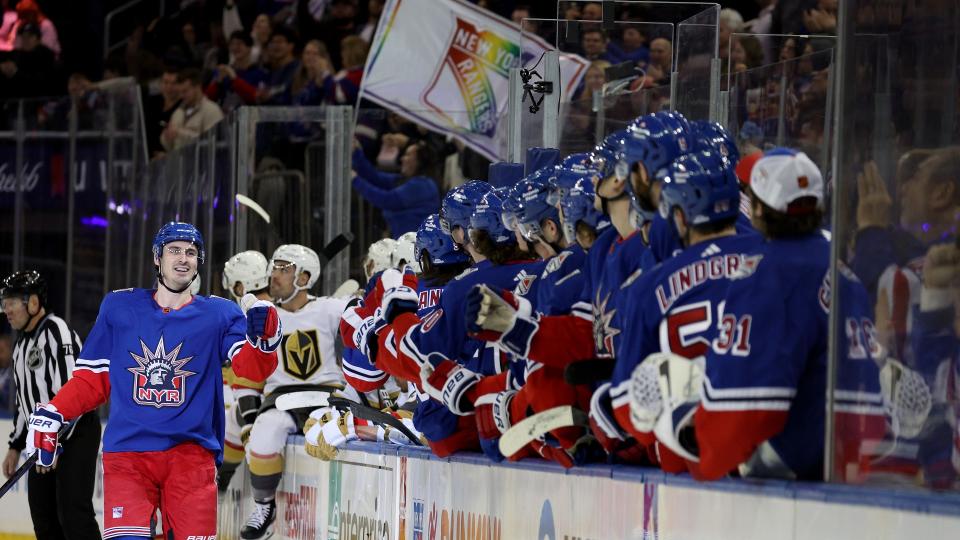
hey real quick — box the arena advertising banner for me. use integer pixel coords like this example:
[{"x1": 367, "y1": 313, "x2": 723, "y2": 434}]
[{"x1": 360, "y1": 0, "x2": 589, "y2": 161}]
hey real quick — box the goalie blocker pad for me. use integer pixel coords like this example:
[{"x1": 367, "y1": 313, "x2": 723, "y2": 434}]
[{"x1": 498, "y1": 405, "x2": 588, "y2": 458}]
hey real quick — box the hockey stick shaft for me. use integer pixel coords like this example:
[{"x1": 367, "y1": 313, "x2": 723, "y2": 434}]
[
  {"x1": 328, "y1": 397, "x2": 423, "y2": 446},
  {"x1": 319, "y1": 233, "x2": 355, "y2": 267},
  {"x1": 563, "y1": 359, "x2": 615, "y2": 386},
  {"x1": 498, "y1": 405, "x2": 589, "y2": 457}
]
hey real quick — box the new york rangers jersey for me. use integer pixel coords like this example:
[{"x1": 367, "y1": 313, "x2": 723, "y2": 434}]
[
  {"x1": 609, "y1": 233, "x2": 763, "y2": 444},
  {"x1": 266, "y1": 296, "x2": 348, "y2": 394},
  {"x1": 50, "y1": 290, "x2": 261, "y2": 464},
  {"x1": 536, "y1": 244, "x2": 587, "y2": 316},
  {"x1": 694, "y1": 232, "x2": 885, "y2": 481}
]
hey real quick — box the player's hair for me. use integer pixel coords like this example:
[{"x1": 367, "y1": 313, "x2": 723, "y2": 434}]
[
  {"x1": 470, "y1": 230, "x2": 528, "y2": 265},
  {"x1": 176, "y1": 67, "x2": 202, "y2": 86},
  {"x1": 690, "y1": 215, "x2": 738, "y2": 236},
  {"x1": 418, "y1": 249, "x2": 470, "y2": 284},
  {"x1": 749, "y1": 192, "x2": 823, "y2": 238}
]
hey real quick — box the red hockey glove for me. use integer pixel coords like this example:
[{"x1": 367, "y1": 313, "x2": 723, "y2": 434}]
[
  {"x1": 242, "y1": 294, "x2": 282, "y2": 352},
  {"x1": 474, "y1": 390, "x2": 516, "y2": 441}
]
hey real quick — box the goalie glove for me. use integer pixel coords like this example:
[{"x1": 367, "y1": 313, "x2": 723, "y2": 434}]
[
  {"x1": 465, "y1": 284, "x2": 539, "y2": 358},
  {"x1": 879, "y1": 358, "x2": 932, "y2": 439},
  {"x1": 380, "y1": 268, "x2": 419, "y2": 323},
  {"x1": 26, "y1": 404, "x2": 63, "y2": 468},
  {"x1": 241, "y1": 294, "x2": 282, "y2": 353},
  {"x1": 635, "y1": 352, "x2": 705, "y2": 463},
  {"x1": 304, "y1": 407, "x2": 358, "y2": 461},
  {"x1": 420, "y1": 360, "x2": 481, "y2": 416}
]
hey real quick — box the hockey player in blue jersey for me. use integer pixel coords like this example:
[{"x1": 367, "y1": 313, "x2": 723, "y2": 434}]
[
  {"x1": 364, "y1": 186, "x2": 543, "y2": 458},
  {"x1": 627, "y1": 149, "x2": 886, "y2": 481},
  {"x1": 602, "y1": 150, "x2": 761, "y2": 473},
  {"x1": 465, "y1": 112, "x2": 695, "y2": 464},
  {"x1": 27, "y1": 222, "x2": 281, "y2": 540}
]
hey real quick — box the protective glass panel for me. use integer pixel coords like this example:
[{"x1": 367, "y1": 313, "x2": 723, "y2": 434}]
[
  {"x1": 829, "y1": 4, "x2": 960, "y2": 490},
  {"x1": 674, "y1": 5, "x2": 719, "y2": 121},
  {"x1": 726, "y1": 47, "x2": 836, "y2": 171}
]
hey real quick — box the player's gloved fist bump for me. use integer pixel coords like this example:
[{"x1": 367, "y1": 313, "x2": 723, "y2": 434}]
[
  {"x1": 380, "y1": 269, "x2": 419, "y2": 323},
  {"x1": 353, "y1": 308, "x2": 385, "y2": 360},
  {"x1": 242, "y1": 293, "x2": 282, "y2": 353},
  {"x1": 474, "y1": 390, "x2": 516, "y2": 441},
  {"x1": 466, "y1": 285, "x2": 539, "y2": 357},
  {"x1": 27, "y1": 403, "x2": 63, "y2": 468},
  {"x1": 420, "y1": 360, "x2": 481, "y2": 416}
]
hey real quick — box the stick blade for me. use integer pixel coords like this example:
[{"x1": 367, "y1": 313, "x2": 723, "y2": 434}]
[{"x1": 499, "y1": 405, "x2": 587, "y2": 457}]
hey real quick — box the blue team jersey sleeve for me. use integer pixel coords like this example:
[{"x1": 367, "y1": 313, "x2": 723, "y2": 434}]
[
  {"x1": 401, "y1": 276, "x2": 471, "y2": 367},
  {"x1": 74, "y1": 292, "x2": 118, "y2": 372},
  {"x1": 216, "y1": 297, "x2": 248, "y2": 364}
]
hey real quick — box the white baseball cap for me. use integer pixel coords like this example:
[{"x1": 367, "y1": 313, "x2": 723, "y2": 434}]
[{"x1": 749, "y1": 148, "x2": 823, "y2": 214}]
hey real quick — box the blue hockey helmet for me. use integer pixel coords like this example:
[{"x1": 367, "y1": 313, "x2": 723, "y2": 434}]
[
  {"x1": 153, "y1": 221, "x2": 205, "y2": 264},
  {"x1": 691, "y1": 120, "x2": 740, "y2": 169},
  {"x1": 440, "y1": 180, "x2": 492, "y2": 236},
  {"x1": 617, "y1": 111, "x2": 694, "y2": 181},
  {"x1": 514, "y1": 168, "x2": 561, "y2": 242},
  {"x1": 547, "y1": 152, "x2": 598, "y2": 206},
  {"x1": 559, "y1": 178, "x2": 609, "y2": 245},
  {"x1": 416, "y1": 214, "x2": 470, "y2": 267},
  {"x1": 659, "y1": 150, "x2": 741, "y2": 229},
  {"x1": 469, "y1": 188, "x2": 515, "y2": 246},
  {"x1": 500, "y1": 184, "x2": 523, "y2": 232}
]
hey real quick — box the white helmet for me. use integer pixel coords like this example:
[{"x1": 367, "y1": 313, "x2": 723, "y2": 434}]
[
  {"x1": 393, "y1": 232, "x2": 420, "y2": 272},
  {"x1": 271, "y1": 244, "x2": 321, "y2": 304},
  {"x1": 222, "y1": 250, "x2": 269, "y2": 301},
  {"x1": 363, "y1": 238, "x2": 397, "y2": 280}
]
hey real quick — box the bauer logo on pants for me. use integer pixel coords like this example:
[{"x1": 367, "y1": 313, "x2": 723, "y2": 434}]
[
  {"x1": 282, "y1": 329, "x2": 321, "y2": 380},
  {"x1": 127, "y1": 336, "x2": 196, "y2": 408}
]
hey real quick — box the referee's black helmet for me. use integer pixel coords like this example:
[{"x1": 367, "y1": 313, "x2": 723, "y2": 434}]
[{"x1": 1, "y1": 270, "x2": 48, "y2": 307}]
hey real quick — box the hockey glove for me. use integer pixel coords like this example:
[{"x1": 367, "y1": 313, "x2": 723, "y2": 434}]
[
  {"x1": 234, "y1": 390, "x2": 262, "y2": 445},
  {"x1": 420, "y1": 360, "x2": 481, "y2": 416},
  {"x1": 242, "y1": 294, "x2": 282, "y2": 353},
  {"x1": 26, "y1": 404, "x2": 63, "y2": 469},
  {"x1": 589, "y1": 383, "x2": 648, "y2": 464},
  {"x1": 465, "y1": 285, "x2": 538, "y2": 358},
  {"x1": 474, "y1": 390, "x2": 516, "y2": 441},
  {"x1": 304, "y1": 407, "x2": 358, "y2": 461},
  {"x1": 353, "y1": 308, "x2": 386, "y2": 360},
  {"x1": 380, "y1": 268, "x2": 419, "y2": 323}
]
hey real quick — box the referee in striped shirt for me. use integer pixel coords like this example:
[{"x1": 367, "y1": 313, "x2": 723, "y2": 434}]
[{"x1": 1, "y1": 270, "x2": 101, "y2": 540}]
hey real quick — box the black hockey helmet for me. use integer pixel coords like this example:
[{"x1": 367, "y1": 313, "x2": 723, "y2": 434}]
[{"x1": 1, "y1": 270, "x2": 48, "y2": 307}]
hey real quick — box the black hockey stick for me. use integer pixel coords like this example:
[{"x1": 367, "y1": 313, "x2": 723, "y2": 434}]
[
  {"x1": 319, "y1": 232, "x2": 355, "y2": 267},
  {"x1": 0, "y1": 421, "x2": 75, "y2": 500},
  {"x1": 563, "y1": 359, "x2": 615, "y2": 386},
  {"x1": 327, "y1": 396, "x2": 423, "y2": 446}
]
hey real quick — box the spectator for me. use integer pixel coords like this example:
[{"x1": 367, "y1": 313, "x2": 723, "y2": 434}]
[
  {"x1": 311, "y1": 0, "x2": 358, "y2": 71},
  {"x1": 0, "y1": 0, "x2": 59, "y2": 57},
  {"x1": 607, "y1": 26, "x2": 649, "y2": 65},
  {"x1": 745, "y1": 0, "x2": 777, "y2": 64},
  {"x1": 802, "y1": 0, "x2": 837, "y2": 33},
  {"x1": 0, "y1": 0, "x2": 15, "y2": 52},
  {"x1": 291, "y1": 39, "x2": 334, "y2": 105},
  {"x1": 250, "y1": 13, "x2": 272, "y2": 64},
  {"x1": 719, "y1": 7, "x2": 745, "y2": 73},
  {"x1": 511, "y1": 4, "x2": 531, "y2": 25},
  {"x1": 352, "y1": 140, "x2": 441, "y2": 237},
  {"x1": 39, "y1": 71, "x2": 104, "y2": 129},
  {"x1": 0, "y1": 22, "x2": 58, "y2": 99},
  {"x1": 580, "y1": 2, "x2": 602, "y2": 21},
  {"x1": 579, "y1": 59, "x2": 610, "y2": 103},
  {"x1": 648, "y1": 37, "x2": 672, "y2": 74},
  {"x1": 161, "y1": 67, "x2": 225, "y2": 151},
  {"x1": 322, "y1": 35, "x2": 367, "y2": 106},
  {"x1": 259, "y1": 25, "x2": 300, "y2": 105},
  {"x1": 222, "y1": 0, "x2": 245, "y2": 38},
  {"x1": 581, "y1": 28, "x2": 617, "y2": 63},
  {"x1": 359, "y1": 0, "x2": 385, "y2": 43},
  {"x1": 145, "y1": 66, "x2": 182, "y2": 158},
  {"x1": 205, "y1": 30, "x2": 269, "y2": 114}
]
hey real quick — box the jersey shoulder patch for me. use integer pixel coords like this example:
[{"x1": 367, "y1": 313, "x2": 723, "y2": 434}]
[
  {"x1": 730, "y1": 254, "x2": 764, "y2": 280},
  {"x1": 542, "y1": 250, "x2": 572, "y2": 278},
  {"x1": 112, "y1": 287, "x2": 135, "y2": 293},
  {"x1": 454, "y1": 266, "x2": 480, "y2": 281}
]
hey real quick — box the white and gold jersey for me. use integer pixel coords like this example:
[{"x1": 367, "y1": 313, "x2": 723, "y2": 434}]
[{"x1": 267, "y1": 295, "x2": 349, "y2": 395}]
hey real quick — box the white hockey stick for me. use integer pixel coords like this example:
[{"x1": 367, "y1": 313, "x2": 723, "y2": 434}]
[
  {"x1": 332, "y1": 279, "x2": 360, "y2": 299},
  {"x1": 235, "y1": 193, "x2": 271, "y2": 224},
  {"x1": 498, "y1": 406, "x2": 588, "y2": 457},
  {"x1": 276, "y1": 391, "x2": 330, "y2": 411}
]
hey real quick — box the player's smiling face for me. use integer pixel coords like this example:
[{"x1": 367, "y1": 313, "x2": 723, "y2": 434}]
[
  {"x1": 270, "y1": 259, "x2": 297, "y2": 299},
  {"x1": 158, "y1": 240, "x2": 199, "y2": 288}
]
